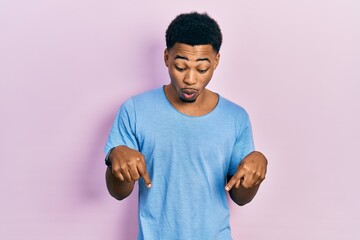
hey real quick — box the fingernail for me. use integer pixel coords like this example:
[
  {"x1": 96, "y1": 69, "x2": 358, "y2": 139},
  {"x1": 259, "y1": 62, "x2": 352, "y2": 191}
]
[
  {"x1": 147, "y1": 184, "x2": 152, "y2": 188},
  {"x1": 225, "y1": 186, "x2": 230, "y2": 191}
]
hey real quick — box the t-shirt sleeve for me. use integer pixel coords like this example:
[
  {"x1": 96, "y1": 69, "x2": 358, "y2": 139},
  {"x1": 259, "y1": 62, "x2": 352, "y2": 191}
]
[
  {"x1": 228, "y1": 112, "x2": 255, "y2": 176},
  {"x1": 104, "y1": 98, "x2": 139, "y2": 153}
]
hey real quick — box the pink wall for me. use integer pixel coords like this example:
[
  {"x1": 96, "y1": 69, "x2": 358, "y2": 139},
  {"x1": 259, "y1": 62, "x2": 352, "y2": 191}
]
[{"x1": 1, "y1": 1, "x2": 359, "y2": 239}]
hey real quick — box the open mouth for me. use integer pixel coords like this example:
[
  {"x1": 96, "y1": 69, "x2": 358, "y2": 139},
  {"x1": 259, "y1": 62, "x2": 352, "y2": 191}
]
[{"x1": 181, "y1": 89, "x2": 197, "y2": 99}]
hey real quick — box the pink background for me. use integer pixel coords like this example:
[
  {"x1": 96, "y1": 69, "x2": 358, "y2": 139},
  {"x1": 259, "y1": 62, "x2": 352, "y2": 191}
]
[{"x1": 1, "y1": 0, "x2": 359, "y2": 239}]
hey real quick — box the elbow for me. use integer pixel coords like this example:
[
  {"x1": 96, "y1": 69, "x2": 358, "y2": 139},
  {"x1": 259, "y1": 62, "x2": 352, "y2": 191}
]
[
  {"x1": 236, "y1": 198, "x2": 253, "y2": 206},
  {"x1": 232, "y1": 195, "x2": 255, "y2": 206},
  {"x1": 108, "y1": 191, "x2": 130, "y2": 201},
  {"x1": 229, "y1": 185, "x2": 259, "y2": 206},
  {"x1": 106, "y1": 182, "x2": 133, "y2": 201}
]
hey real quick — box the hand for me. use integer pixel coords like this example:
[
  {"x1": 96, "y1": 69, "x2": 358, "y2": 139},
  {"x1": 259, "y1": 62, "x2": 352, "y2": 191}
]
[
  {"x1": 225, "y1": 151, "x2": 267, "y2": 191},
  {"x1": 110, "y1": 146, "x2": 152, "y2": 188}
]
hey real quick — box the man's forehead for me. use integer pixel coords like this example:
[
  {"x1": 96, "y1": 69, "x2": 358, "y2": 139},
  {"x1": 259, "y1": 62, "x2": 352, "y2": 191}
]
[
  {"x1": 169, "y1": 43, "x2": 216, "y2": 60},
  {"x1": 174, "y1": 55, "x2": 211, "y2": 63}
]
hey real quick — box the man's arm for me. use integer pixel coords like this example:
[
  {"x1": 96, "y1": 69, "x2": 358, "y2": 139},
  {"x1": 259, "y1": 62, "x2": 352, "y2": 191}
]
[
  {"x1": 105, "y1": 145, "x2": 151, "y2": 201},
  {"x1": 225, "y1": 151, "x2": 267, "y2": 206}
]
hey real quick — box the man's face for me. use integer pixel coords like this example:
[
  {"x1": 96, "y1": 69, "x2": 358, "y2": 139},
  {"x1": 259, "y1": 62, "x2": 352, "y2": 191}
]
[{"x1": 164, "y1": 43, "x2": 220, "y2": 103}]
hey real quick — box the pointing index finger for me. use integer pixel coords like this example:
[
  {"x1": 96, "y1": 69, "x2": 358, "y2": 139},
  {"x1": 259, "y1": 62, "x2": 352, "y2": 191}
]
[
  {"x1": 137, "y1": 164, "x2": 152, "y2": 188},
  {"x1": 225, "y1": 170, "x2": 244, "y2": 191},
  {"x1": 225, "y1": 175, "x2": 238, "y2": 191},
  {"x1": 142, "y1": 171, "x2": 152, "y2": 188}
]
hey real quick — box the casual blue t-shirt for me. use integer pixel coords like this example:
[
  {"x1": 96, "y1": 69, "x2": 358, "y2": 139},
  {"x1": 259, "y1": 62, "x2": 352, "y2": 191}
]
[{"x1": 105, "y1": 87, "x2": 254, "y2": 240}]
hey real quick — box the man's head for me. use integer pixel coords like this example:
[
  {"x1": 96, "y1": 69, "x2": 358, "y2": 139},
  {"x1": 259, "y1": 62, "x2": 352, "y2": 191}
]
[
  {"x1": 166, "y1": 12, "x2": 222, "y2": 53},
  {"x1": 164, "y1": 12, "x2": 222, "y2": 104}
]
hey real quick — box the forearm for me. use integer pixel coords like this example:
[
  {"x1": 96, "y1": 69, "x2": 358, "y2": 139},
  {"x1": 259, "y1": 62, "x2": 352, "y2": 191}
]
[
  {"x1": 229, "y1": 184, "x2": 260, "y2": 206},
  {"x1": 105, "y1": 167, "x2": 135, "y2": 200}
]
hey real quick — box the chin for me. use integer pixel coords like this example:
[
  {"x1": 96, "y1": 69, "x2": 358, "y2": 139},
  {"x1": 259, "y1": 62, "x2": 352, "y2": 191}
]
[{"x1": 179, "y1": 97, "x2": 197, "y2": 103}]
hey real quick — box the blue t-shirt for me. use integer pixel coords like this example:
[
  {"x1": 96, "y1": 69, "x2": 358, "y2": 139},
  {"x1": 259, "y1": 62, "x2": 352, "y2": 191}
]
[{"x1": 105, "y1": 87, "x2": 254, "y2": 240}]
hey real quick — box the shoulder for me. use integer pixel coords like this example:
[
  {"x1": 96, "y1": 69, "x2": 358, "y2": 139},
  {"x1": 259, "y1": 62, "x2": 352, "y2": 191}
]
[
  {"x1": 121, "y1": 87, "x2": 163, "y2": 109},
  {"x1": 217, "y1": 96, "x2": 253, "y2": 139},
  {"x1": 131, "y1": 87, "x2": 163, "y2": 102},
  {"x1": 118, "y1": 87, "x2": 165, "y2": 118},
  {"x1": 217, "y1": 95, "x2": 250, "y2": 119}
]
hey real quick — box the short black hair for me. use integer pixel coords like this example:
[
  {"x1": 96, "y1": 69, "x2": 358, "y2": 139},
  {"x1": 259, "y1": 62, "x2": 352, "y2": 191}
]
[{"x1": 165, "y1": 12, "x2": 222, "y2": 53}]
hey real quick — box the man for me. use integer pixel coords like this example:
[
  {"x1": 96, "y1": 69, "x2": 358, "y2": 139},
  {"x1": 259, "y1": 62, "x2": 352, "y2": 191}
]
[{"x1": 104, "y1": 12, "x2": 267, "y2": 240}]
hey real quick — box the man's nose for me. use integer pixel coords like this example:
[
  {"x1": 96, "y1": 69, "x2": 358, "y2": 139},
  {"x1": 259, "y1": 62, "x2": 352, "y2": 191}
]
[{"x1": 183, "y1": 70, "x2": 196, "y2": 85}]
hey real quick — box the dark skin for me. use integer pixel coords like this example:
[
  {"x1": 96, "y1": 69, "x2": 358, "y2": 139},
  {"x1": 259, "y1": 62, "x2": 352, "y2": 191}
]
[
  {"x1": 106, "y1": 146, "x2": 147, "y2": 200},
  {"x1": 226, "y1": 151, "x2": 267, "y2": 205},
  {"x1": 106, "y1": 43, "x2": 267, "y2": 205}
]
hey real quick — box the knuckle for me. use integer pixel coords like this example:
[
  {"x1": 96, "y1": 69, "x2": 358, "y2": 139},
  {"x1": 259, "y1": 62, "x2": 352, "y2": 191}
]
[
  {"x1": 120, "y1": 164, "x2": 128, "y2": 171},
  {"x1": 243, "y1": 166, "x2": 256, "y2": 175},
  {"x1": 241, "y1": 165, "x2": 250, "y2": 172},
  {"x1": 112, "y1": 165, "x2": 121, "y2": 173}
]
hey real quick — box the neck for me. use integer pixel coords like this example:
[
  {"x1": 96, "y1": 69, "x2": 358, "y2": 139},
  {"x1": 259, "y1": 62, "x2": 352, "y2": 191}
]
[{"x1": 163, "y1": 85, "x2": 218, "y2": 117}]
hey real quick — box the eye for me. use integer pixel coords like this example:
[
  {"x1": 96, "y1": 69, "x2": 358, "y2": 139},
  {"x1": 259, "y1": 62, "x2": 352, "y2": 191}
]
[
  {"x1": 175, "y1": 66, "x2": 186, "y2": 72},
  {"x1": 198, "y1": 69, "x2": 209, "y2": 74}
]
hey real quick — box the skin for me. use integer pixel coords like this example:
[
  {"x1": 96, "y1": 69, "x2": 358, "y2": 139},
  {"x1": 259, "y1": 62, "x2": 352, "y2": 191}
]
[
  {"x1": 106, "y1": 145, "x2": 150, "y2": 200},
  {"x1": 163, "y1": 43, "x2": 220, "y2": 116},
  {"x1": 226, "y1": 151, "x2": 267, "y2": 205},
  {"x1": 106, "y1": 43, "x2": 268, "y2": 206}
]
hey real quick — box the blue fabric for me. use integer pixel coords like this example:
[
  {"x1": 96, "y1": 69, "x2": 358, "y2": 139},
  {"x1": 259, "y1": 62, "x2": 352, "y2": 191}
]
[{"x1": 105, "y1": 87, "x2": 254, "y2": 240}]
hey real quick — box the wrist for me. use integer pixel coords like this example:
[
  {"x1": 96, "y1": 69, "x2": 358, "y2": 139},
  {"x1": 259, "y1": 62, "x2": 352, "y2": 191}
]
[{"x1": 105, "y1": 147, "x2": 116, "y2": 168}]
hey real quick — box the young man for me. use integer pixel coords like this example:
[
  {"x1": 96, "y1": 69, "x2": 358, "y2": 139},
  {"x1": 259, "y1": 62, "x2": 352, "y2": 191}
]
[{"x1": 104, "y1": 12, "x2": 267, "y2": 239}]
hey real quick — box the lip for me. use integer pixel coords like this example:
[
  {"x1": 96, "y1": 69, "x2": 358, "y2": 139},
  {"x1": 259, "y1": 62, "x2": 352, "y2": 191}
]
[
  {"x1": 180, "y1": 88, "x2": 198, "y2": 100},
  {"x1": 181, "y1": 88, "x2": 198, "y2": 94}
]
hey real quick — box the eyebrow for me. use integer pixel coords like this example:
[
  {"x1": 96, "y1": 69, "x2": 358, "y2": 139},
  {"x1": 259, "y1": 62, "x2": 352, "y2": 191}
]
[{"x1": 174, "y1": 55, "x2": 211, "y2": 63}]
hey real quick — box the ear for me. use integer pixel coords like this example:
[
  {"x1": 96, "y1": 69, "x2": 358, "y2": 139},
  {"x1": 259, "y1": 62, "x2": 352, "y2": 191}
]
[
  {"x1": 214, "y1": 52, "x2": 220, "y2": 69},
  {"x1": 164, "y1": 49, "x2": 169, "y2": 67}
]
